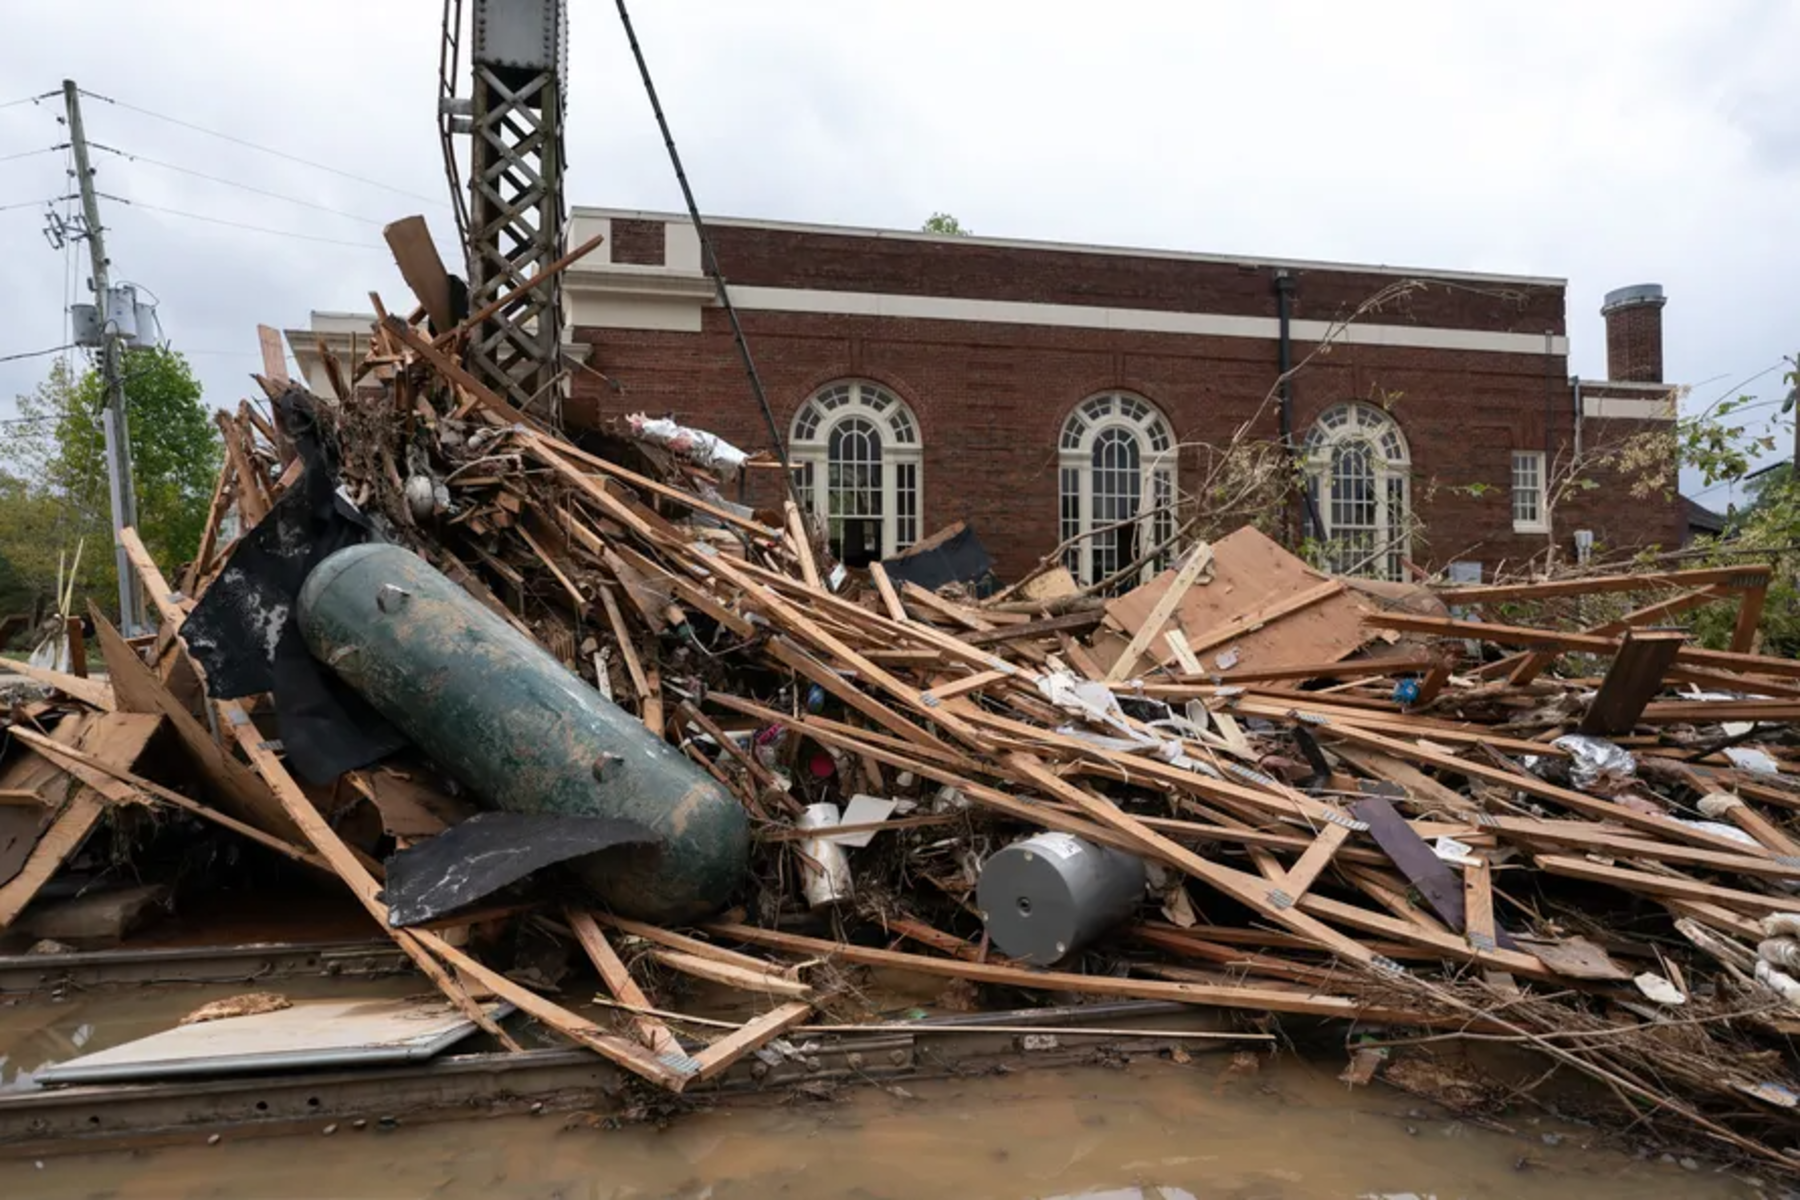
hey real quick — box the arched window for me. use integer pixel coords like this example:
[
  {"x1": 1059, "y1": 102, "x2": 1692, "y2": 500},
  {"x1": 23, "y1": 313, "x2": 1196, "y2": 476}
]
[
  {"x1": 1302, "y1": 402, "x2": 1411, "y2": 580},
  {"x1": 1058, "y1": 393, "x2": 1177, "y2": 586},
  {"x1": 790, "y1": 381, "x2": 922, "y2": 566}
]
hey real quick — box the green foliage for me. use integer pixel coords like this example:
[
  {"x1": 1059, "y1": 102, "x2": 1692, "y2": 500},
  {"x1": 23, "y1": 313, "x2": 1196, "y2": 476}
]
[
  {"x1": 0, "y1": 348, "x2": 220, "y2": 621},
  {"x1": 1679, "y1": 360, "x2": 1800, "y2": 655},
  {"x1": 921, "y1": 212, "x2": 971, "y2": 236}
]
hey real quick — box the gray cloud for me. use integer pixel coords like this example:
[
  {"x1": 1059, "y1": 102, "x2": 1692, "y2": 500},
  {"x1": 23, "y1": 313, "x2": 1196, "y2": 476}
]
[{"x1": 2, "y1": 0, "x2": 1794, "y2": 507}]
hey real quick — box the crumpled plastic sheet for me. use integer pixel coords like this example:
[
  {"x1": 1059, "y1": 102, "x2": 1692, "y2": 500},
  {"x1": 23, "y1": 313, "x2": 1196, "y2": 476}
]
[
  {"x1": 626, "y1": 413, "x2": 748, "y2": 477},
  {"x1": 1038, "y1": 671, "x2": 1221, "y2": 779},
  {"x1": 1552, "y1": 734, "x2": 1637, "y2": 792}
]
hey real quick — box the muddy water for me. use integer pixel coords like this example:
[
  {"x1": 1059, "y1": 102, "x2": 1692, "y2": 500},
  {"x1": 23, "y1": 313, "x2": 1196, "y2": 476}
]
[{"x1": 0, "y1": 1022, "x2": 1761, "y2": 1199}]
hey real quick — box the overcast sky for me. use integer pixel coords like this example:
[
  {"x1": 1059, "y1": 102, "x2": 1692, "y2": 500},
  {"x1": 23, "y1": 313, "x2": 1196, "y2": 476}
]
[{"x1": 2, "y1": 1, "x2": 1795, "y2": 506}]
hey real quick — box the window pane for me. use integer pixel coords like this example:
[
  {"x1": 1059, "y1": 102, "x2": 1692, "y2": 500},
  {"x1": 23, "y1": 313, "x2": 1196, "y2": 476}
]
[
  {"x1": 1512, "y1": 451, "x2": 1542, "y2": 524},
  {"x1": 827, "y1": 417, "x2": 883, "y2": 566},
  {"x1": 1090, "y1": 428, "x2": 1142, "y2": 581},
  {"x1": 895, "y1": 462, "x2": 918, "y2": 551}
]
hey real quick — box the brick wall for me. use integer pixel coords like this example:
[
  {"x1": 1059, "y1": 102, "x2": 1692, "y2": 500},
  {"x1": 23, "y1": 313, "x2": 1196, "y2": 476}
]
[
  {"x1": 564, "y1": 220, "x2": 1679, "y2": 583},
  {"x1": 1604, "y1": 302, "x2": 1665, "y2": 383},
  {"x1": 609, "y1": 218, "x2": 666, "y2": 266}
]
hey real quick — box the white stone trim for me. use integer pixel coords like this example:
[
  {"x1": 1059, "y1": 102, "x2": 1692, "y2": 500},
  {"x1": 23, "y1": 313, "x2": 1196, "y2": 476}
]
[
  {"x1": 570, "y1": 205, "x2": 1565, "y2": 287},
  {"x1": 722, "y1": 285, "x2": 1568, "y2": 357},
  {"x1": 1582, "y1": 395, "x2": 1676, "y2": 420}
]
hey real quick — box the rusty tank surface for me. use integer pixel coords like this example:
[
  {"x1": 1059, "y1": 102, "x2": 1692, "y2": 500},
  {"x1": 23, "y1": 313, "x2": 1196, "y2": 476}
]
[{"x1": 296, "y1": 542, "x2": 748, "y2": 921}]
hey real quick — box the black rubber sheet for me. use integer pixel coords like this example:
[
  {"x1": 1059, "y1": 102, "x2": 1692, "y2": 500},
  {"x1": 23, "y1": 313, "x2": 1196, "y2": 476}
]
[
  {"x1": 181, "y1": 389, "x2": 406, "y2": 784},
  {"x1": 380, "y1": 812, "x2": 660, "y2": 927}
]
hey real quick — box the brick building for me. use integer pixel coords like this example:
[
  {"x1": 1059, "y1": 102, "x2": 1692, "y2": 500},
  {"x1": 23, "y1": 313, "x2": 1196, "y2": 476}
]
[{"x1": 292, "y1": 211, "x2": 1683, "y2": 584}]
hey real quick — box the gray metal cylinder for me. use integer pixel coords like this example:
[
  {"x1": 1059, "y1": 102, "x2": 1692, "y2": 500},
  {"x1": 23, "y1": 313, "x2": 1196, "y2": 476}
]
[{"x1": 978, "y1": 833, "x2": 1146, "y2": 965}]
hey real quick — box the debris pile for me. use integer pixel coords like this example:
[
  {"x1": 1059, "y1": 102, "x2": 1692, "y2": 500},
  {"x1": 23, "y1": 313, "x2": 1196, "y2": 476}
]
[{"x1": 5, "y1": 292, "x2": 1800, "y2": 1173}]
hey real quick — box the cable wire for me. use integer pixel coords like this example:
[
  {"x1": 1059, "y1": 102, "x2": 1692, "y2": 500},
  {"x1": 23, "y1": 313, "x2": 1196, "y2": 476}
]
[
  {"x1": 87, "y1": 142, "x2": 386, "y2": 226},
  {"x1": 0, "y1": 90, "x2": 57, "y2": 111},
  {"x1": 615, "y1": 0, "x2": 796, "y2": 499},
  {"x1": 0, "y1": 196, "x2": 63, "y2": 213},
  {"x1": 78, "y1": 88, "x2": 447, "y2": 207},
  {"x1": 0, "y1": 344, "x2": 76, "y2": 364},
  {"x1": 0, "y1": 144, "x2": 65, "y2": 164},
  {"x1": 96, "y1": 193, "x2": 386, "y2": 251}
]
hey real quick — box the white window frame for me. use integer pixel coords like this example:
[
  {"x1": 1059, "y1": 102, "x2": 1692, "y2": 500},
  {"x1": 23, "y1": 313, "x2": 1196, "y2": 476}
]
[
  {"x1": 1057, "y1": 392, "x2": 1178, "y2": 587},
  {"x1": 1511, "y1": 450, "x2": 1548, "y2": 533},
  {"x1": 1302, "y1": 402, "x2": 1412, "y2": 581},
  {"x1": 789, "y1": 380, "x2": 923, "y2": 561}
]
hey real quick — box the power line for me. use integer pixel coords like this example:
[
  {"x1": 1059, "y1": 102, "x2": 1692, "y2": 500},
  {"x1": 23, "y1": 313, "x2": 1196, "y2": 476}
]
[
  {"x1": 0, "y1": 144, "x2": 65, "y2": 164},
  {"x1": 0, "y1": 90, "x2": 57, "y2": 111},
  {"x1": 96, "y1": 192, "x2": 386, "y2": 251},
  {"x1": 0, "y1": 195, "x2": 65, "y2": 213},
  {"x1": 0, "y1": 344, "x2": 76, "y2": 364},
  {"x1": 87, "y1": 142, "x2": 386, "y2": 226},
  {"x1": 78, "y1": 87, "x2": 447, "y2": 208}
]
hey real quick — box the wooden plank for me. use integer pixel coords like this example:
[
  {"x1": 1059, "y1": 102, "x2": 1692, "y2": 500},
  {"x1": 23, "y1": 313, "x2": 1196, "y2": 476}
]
[
  {"x1": 1488, "y1": 813, "x2": 1800, "y2": 879},
  {"x1": 1535, "y1": 854, "x2": 1800, "y2": 916},
  {"x1": 1732, "y1": 581, "x2": 1768, "y2": 654},
  {"x1": 596, "y1": 913, "x2": 804, "y2": 978},
  {"x1": 8, "y1": 725, "x2": 328, "y2": 872},
  {"x1": 784, "y1": 500, "x2": 822, "y2": 590},
  {"x1": 706, "y1": 922, "x2": 1449, "y2": 1026},
  {"x1": 1313, "y1": 719, "x2": 1769, "y2": 856},
  {"x1": 866, "y1": 561, "x2": 909, "y2": 624},
  {"x1": 382, "y1": 216, "x2": 456, "y2": 333},
  {"x1": 597, "y1": 586, "x2": 651, "y2": 703},
  {"x1": 1372, "y1": 612, "x2": 1800, "y2": 681},
  {"x1": 216, "y1": 411, "x2": 268, "y2": 528},
  {"x1": 1579, "y1": 630, "x2": 1687, "y2": 735},
  {"x1": 64, "y1": 617, "x2": 87, "y2": 678},
  {"x1": 920, "y1": 668, "x2": 1011, "y2": 705},
  {"x1": 256, "y1": 324, "x2": 290, "y2": 384},
  {"x1": 1436, "y1": 565, "x2": 1769, "y2": 604},
  {"x1": 901, "y1": 581, "x2": 998, "y2": 632},
  {"x1": 647, "y1": 948, "x2": 813, "y2": 998},
  {"x1": 91, "y1": 605, "x2": 296, "y2": 840},
  {"x1": 0, "y1": 712, "x2": 160, "y2": 928},
  {"x1": 1280, "y1": 820, "x2": 1351, "y2": 899},
  {"x1": 564, "y1": 908, "x2": 681, "y2": 1056},
  {"x1": 1503, "y1": 585, "x2": 1732, "y2": 685},
  {"x1": 1336, "y1": 747, "x2": 1481, "y2": 818},
  {"x1": 690, "y1": 1001, "x2": 813, "y2": 1082},
  {"x1": 764, "y1": 636, "x2": 949, "y2": 752},
  {"x1": 1163, "y1": 629, "x2": 1204, "y2": 675},
  {"x1": 1106, "y1": 543, "x2": 1214, "y2": 682},
  {"x1": 0, "y1": 657, "x2": 114, "y2": 711},
  {"x1": 537, "y1": 435, "x2": 780, "y2": 539},
  {"x1": 1462, "y1": 856, "x2": 1497, "y2": 953}
]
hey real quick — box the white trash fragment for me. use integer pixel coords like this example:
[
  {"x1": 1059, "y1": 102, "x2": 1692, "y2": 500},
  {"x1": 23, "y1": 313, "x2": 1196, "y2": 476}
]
[
  {"x1": 1552, "y1": 735, "x2": 1636, "y2": 791},
  {"x1": 1633, "y1": 971, "x2": 1686, "y2": 1005},
  {"x1": 624, "y1": 413, "x2": 749, "y2": 477}
]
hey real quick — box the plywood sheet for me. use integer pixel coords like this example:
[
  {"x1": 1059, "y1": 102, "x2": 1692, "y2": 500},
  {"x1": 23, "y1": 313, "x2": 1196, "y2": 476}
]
[
  {"x1": 1103, "y1": 526, "x2": 1373, "y2": 672},
  {"x1": 36, "y1": 996, "x2": 506, "y2": 1084}
]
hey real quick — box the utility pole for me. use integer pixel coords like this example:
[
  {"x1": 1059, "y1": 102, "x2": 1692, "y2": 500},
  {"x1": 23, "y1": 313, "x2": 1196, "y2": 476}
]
[{"x1": 62, "y1": 78, "x2": 144, "y2": 634}]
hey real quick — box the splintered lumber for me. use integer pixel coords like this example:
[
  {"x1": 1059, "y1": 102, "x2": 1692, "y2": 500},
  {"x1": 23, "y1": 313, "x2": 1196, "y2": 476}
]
[
  {"x1": 0, "y1": 711, "x2": 160, "y2": 928},
  {"x1": 1731, "y1": 580, "x2": 1768, "y2": 653},
  {"x1": 383, "y1": 216, "x2": 456, "y2": 333},
  {"x1": 382, "y1": 315, "x2": 533, "y2": 428},
  {"x1": 1312, "y1": 720, "x2": 1774, "y2": 857},
  {"x1": 705, "y1": 922, "x2": 1451, "y2": 1027},
  {"x1": 564, "y1": 908, "x2": 682, "y2": 1056},
  {"x1": 1499, "y1": 585, "x2": 1732, "y2": 685},
  {"x1": 647, "y1": 948, "x2": 814, "y2": 998},
  {"x1": 1279, "y1": 821, "x2": 1352, "y2": 899},
  {"x1": 1106, "y1": 541, "x2": 1213, "y2": 681},
  {"x1": 1578, "y1": 630, "x2": 1688, "y2": 735},
  {"x1": 1534, "y1": 854, "x2": 1800, "y2": 916},
  {"x1": 689, "y1": 1001, "x2": 813, "y2": 1083},
  {"x1": 866, "y1": 561, "x2": 909, "y2": 623},
  {"x1": 595, "y1": 912, "x2": 805, "y2": 979},
  {"x1": 784, "y1": 500, "x2": 822, "y2": 590},
  {"x1": 0, "y1": 657, "x2": 114, "y2": 711},
  {"x1": 1461, "y1": 857, "x2": 1498, "y2": 952},
  {"x1": 8, "y1": 725, "x2": 328, "y2": 872},
  {"x1": 1368, "y1": 612, "x2": 1800, "y2": 682},
  {"x1": 1435, "y1": 565, "x2": 1770, "y2": 605}
]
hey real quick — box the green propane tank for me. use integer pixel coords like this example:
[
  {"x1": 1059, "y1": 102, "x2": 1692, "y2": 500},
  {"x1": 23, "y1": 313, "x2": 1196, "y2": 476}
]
[{"x1": 297, "y1": 542, "x2": 747, "y2": 921}]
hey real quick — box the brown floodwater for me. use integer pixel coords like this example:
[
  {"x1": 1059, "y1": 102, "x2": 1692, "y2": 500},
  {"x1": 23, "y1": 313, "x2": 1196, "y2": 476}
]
[{"x1": 0, "y1": 981, "x2": 1768, "y2": 1199}]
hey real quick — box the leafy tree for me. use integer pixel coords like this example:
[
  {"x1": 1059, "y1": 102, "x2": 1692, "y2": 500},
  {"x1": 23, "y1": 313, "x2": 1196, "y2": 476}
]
[
  {"x1": 0, "y1": 348, "x2": 221, "y2": 622},
  {"x1": 921, "y1": 212, "x2": 971, "y2": 236}
]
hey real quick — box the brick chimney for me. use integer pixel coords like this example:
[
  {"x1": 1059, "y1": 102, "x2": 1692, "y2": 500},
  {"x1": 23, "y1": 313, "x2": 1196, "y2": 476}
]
[{"x1": 1601, "y1": 283, "x2": 1666, "y2": 382}]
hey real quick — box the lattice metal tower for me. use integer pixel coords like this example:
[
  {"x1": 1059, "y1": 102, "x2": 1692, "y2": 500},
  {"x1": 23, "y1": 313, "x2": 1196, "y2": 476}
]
[{"x1": 455, "y1": 0, "x2": 568, "y2": 416}]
